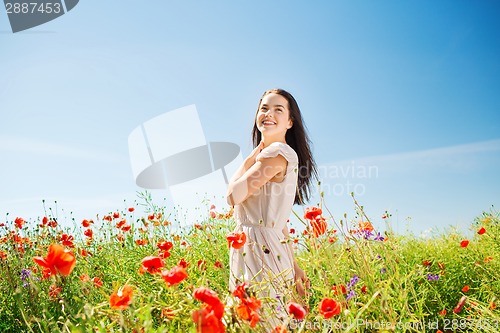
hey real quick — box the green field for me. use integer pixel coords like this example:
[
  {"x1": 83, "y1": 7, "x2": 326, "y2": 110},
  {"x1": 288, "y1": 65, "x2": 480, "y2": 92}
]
[{"x1": 1, "y1": 193, "x2": 498, "y2": 333}]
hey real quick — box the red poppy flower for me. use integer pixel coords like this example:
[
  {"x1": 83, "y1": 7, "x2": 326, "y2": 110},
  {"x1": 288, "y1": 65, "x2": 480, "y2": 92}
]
[
  {"x1": 478, "y1": 227, "x2": 486, "y2": 235},
  {"x1": 116, "y1": 219, "x2": 126, "y2": 228},
  {"x1": 139, "y1": 256, "x2": 164, "y2": 274},
  {"x1": 128, "y1": 207, "x2": 135, "y2": 212},
  {"x1": 193, "y1": 287, "x2": 225, "y2": 319},
  {"x1": 332, "y1": 284, "x2": 347, "y2": 295},
  {"x1": 310, "y1": 217, "x2": 327, "y2": 237},
  {"x1": 273, "y1": 326, "x2": 288, "y2": 333},
  {"x1": 15, "y1": 217, "x2": 25, "y2": 229},
  {"x1": 460, "y1": 240, "x2": 469, "y2": 248},
  {"x1": 358, "y1": 221, "x2": 374, "y2": 232},
  {"x1": 361, "y1": 285, "x2": 367, "y2": 294},
  {"x1": 178, "y1": 258, "x2": 189, "y2": 268},
  {"x1": 113, "y1": 212, "x2": 120, "y2": 219},
  {"x1": 92, "y1": 277, "x2": 103, "y2": 288},
  {"x1": 109, "y1": 284, "x2": 133, "y2": 310},
  {"x1": 161, "y1": 265, "x2": 188, "y2": 286},
  {"x1": 161, "y1": 308, "x2": 174, "y2": 320},
  {"x1": 227, "y1": 231, "x2": 247, "y2": 249},
  {"x1": 197, "y1": 260, "x2": 207, "y2": 271},
  {"x1": 48, "y1": 284, "x2": 62, "y2": 298},
  {"x1": 84, "y1": 229, "x2": 93, "y2": 239},
  {"x1": 462, "y1": 285, "x2": 470, "y2": 293},
  {"x1": 192, "y1": 306, "x2": 225, "y2": 333},
  {"x1": 287, "y1": 302, "x2": 306, "y2": 320},
  {"x1": 60, "y1": 234, "x2": 75, "y2": 247},
  {"x1": 214, "y1": 261, "x2": 223, "y2": 268},
  {"x1": 304, "y1": 206, "x2": 322, "y2": 220},
  {"x1": 157, "y1": 241, "x2": 173, "y2": 251},
  {"x1": 236, "y1": 296, "x2": 261, "y2": 328},
  {"x1": 80, "y1": 274, "x2": 90, "y2": 282},
  {"x1": 232, "y1": 282, "x2": 249, "y2": 300},
  {"x1": 81, "y1": 219, "x2": 92, "y2": 228},
  {"x1": 0, "y1": 251, "x2": 7, "y2": 260},
  {"x1": 439, "y1": 309, "x2": 446, "y2": 316},
  {"x1": 318, "y1": 298, "x2": 341, "y2": 319},
  {"x1": 33, "y1": 243, "x2": 76, "y2": 276},
  {"x1": 453, "y1": 296, "x2": 467, "y2": 314}
]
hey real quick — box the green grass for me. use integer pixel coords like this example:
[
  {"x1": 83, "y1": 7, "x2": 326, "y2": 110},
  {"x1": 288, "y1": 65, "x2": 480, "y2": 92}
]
[{"x1": 0, "y1": 193, "x2": 498, "y2": 333}]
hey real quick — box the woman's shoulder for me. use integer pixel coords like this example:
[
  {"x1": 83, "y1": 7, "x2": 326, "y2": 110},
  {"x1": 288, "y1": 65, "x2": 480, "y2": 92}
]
[{"x1": 259, "y1": 142, "x2": 298, "y2": 163}]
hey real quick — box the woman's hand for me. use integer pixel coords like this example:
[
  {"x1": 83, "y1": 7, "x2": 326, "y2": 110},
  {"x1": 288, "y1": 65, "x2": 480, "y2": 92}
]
[
  {"x1": 245, "y1": 141, "x2": 264, "y2": 167},
  {"x1": 294, "y1": 266, "x2": 310, "y2": 298}
]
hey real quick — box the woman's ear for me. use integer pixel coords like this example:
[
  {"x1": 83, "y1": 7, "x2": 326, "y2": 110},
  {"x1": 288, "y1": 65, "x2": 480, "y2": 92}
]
[{"x1": 287, "y1": 119, "x2": 293, "y2": 129}]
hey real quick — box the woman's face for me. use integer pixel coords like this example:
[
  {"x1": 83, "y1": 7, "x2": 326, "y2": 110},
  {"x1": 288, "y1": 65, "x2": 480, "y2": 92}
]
[{"x1": 255, "y1": 93, "x2": 293, "y2": 139}]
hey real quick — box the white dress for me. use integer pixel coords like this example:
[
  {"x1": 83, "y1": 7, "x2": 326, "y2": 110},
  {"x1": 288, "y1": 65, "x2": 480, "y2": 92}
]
[{"x1": 229, "y1": 142, "x2": 298, "y2": 326}]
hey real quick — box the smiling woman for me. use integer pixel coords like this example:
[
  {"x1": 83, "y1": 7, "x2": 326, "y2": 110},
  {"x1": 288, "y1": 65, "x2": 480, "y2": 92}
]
[{"x1": 226, "y1": 88, "x2": 318, "y2": 329}]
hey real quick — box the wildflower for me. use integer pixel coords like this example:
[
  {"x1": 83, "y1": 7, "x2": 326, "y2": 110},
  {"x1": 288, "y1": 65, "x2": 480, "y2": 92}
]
[
  {"x1": 41, "y1": 216, "x2": 48, "y2": 227},
  {"x1": 81, "y1": 219, "x2": 92, "y2": 227},
  {"x1": 227, "y1": 231, "x2": 246, "y2": 249},
  {"x1": 113, "y1": 212, "x2": 120, "y2": 219},
  {"x1": 109, "y1": 284, "x2": 134, "y2": 310},
  {"x1": 439, "y1": 309, "x2": 446, "y2": 316},
  {"x1": 178, "y1": 258, "x2": 189, "y2": 268},
  {"x1": 60, "y1": 234, "x2": 75, "y2": 247},
  {"x1": 233, "y1": 282, "x2": 250, "y2": 300},
  {"x1": 161, "y1": 265, "x2": 188, "y2": 286},
  {"x1": 318, "y1": 298, "x2": 341, "y2": 319},
  {"x1": 161, "y1": 308, "x2": 174, "y2": 320},
  {"x1": 214, "y1": 261, "x2": 223, "y2": 268},
  {"x1": 273, "y1": 326, "x2": 288, "y2": 333},
  {"x1": 92, "y1": 277, "x2": 103, "y2": 288},
  {"x1": 380, "y1": 268, "x2": 387, "y2": 274},
  {"x1": 116, "y1": 219, "x2": 126, "y2": 229},
  {"x1": 192, "y1": 307, "x2": 225, "y2": 333},
  {"x1": 33, "y1": 243, "x2": 76, "y2": 276},
  {"x1": 426, "y1": 274, "x2": 440, "y2": 281},
  {"x1": 157, "y1": 241, "x2": 173, "y2": 251},
  {"x1": 84, "y1": 229, "x2": 93, "y2": 239},
  {"x1": 361, "y1": 285, "x2": 367, "y2": 294},
  {"x1": 289, "y1": 228, "x2": 295, "y2": 234},
  {"x1": 484, "y1": 256, "x2": 494, "y2": 263},
  {"x1": 332, "y1": 284, "x2": 347, "y2": 295},
  {"x1": 347, "y1": 275, "x2": 359, "y2": 289},
  {"x1": 304, "y1": 206, "x2": 322, "y2": 220},
  {"x1": 478, "y1": 227, "x2": 486, "y2": 235},
  {"x1": 346, "y1": 290, "x2": 356, "y2": 301},
  {"x1": 193, "y1": 287, "x2": 225, "y2": 319},
  {"x1": 310, "y1": 216, "x2": 327, "y2": 237},
  {"x1": 21, "y1": 268, "x2": 31, "y2": 288},
  {"x1": 135, "y1": 238, "x2": 148, "y2": 246},
  {"x1": 128, "y1": 207, "x2": 135, "y2": 212},
  {"x1": 197, "y1": 260, "x2": 207, "y2": 271},
  {"x1": 422, "y1": 260, "x2": 432, "y2": 267},
  {"x1": 48, "y1": 284, "x2": 62, "y2": 298},
  {"x1": 374, "y1": 232, "x2": 385, "y2": 241},
  {"x1": 462, "y1": 285, "x2": 470, "y2": 293},
  {"x1": 358, "y1": 221, "x2": 374, "y2": 232},
  {"x1": 0, "y1": 251, "x2": 7, "y2": 260},
  {"x1": 15, "y1": 217, "x2": 25, "y2": 229},
  {"x1": 460, "y1": 240, "x2": 469, "y2": 248},
  {"x1": 236, "y1": 296, "x2": 261, "y2": 328},
  {"x1": 287, "y1": 302, "x2": 306, "y2": 320},
  {"x1": 139, "y1": 256, "x2": 164, "y2": 275},
  {"x1": 453, "y1": 296, "x2": 467, "y2": 314},
  {"x1": 80, "y1": 274, "x2": 90, "y2": 282}
]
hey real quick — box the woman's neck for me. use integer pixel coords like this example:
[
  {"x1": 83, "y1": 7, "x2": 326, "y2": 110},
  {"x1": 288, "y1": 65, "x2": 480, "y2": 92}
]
[{"x1": 262, "y1": 136, "x2": 286, "y2": 148}]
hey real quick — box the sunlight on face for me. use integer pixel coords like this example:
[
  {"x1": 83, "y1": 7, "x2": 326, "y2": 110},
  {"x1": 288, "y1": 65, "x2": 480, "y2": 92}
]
[{"x1": 255, "y1": 93, "x2": 293, "y2": 140}]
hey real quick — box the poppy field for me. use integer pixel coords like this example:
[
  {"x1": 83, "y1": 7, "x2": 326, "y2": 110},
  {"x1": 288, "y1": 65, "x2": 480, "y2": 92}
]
[{"x1": 0, "y1": 192, "x2": 499, "y2": 333}]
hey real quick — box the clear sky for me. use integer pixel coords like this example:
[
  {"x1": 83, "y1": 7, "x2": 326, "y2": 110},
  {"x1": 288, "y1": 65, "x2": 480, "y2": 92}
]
[{"x1": 1, "y1": 1, "x2": 499, "y2": 235}]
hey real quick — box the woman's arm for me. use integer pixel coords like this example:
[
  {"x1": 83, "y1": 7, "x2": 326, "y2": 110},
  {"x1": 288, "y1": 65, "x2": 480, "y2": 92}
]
[{"x1": 226, "y1": 153, "x2": 287, "y2": 206}]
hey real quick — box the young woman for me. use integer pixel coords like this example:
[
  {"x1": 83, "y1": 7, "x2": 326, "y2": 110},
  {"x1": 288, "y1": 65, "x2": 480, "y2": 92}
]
[{"x1": 226, "y1": 88, "x2": 317, "y2": 326}]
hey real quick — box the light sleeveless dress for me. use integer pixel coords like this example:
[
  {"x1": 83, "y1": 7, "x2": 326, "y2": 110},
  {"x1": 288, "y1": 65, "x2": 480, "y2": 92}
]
[{"x1": 229, "y1": 142, "x2": 299, "y2": 326}]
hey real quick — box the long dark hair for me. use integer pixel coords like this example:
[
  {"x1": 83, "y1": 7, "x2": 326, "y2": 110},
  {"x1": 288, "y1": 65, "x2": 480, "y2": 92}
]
[{"x1": 252, "y1": 88, "x2": 318, "y2": 205}]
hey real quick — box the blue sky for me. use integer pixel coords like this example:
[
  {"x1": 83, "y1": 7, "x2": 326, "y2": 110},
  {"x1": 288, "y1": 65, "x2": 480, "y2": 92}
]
[{"x1": 1, "y1": 1, "x2": 499, "y2": 235}]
